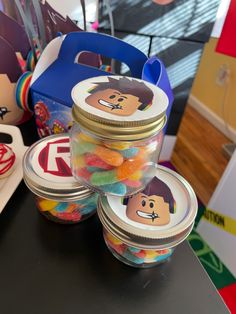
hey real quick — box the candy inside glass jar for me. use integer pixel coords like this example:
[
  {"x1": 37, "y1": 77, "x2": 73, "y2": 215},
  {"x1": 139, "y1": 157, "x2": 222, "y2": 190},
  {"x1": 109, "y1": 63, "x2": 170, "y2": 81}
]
[
  {"x1": 23, "y1": 134, "x2": 98, "y2": 224},
  {"x1": 97, "y1": 165, "x2": 198, "y2": 268},
  {"x1": 35, "y1": 193, "x2": 98, "y2": 224},
  {"x1": 71, "y1": 126, "x2": 164, "y2": 196},
  {"x1": 103, "y1": 229, "x2": 173, "y2": 267},
  {"x1": 71, "y1": 75, "x2": 168, "y2": 196}
]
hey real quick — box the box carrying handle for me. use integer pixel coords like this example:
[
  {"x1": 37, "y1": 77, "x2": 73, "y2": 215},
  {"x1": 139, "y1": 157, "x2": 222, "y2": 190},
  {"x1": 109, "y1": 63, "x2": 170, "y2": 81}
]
[
  {"x1": 58, "y1": 32, "x2": 148, "y2": 78},
  {"x1": 142, "y1": 56, "x2": 174, "y2": 133}
]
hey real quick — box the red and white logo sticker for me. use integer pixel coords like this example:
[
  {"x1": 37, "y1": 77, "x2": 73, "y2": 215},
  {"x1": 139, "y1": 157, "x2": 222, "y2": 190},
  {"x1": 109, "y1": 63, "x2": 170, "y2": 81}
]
[
  {"x1": 38, "y1": 138, "x2": 71, "y2": 177},
  {"x1": 32, "y1": 137, "x2": 75, "y2": 183}
]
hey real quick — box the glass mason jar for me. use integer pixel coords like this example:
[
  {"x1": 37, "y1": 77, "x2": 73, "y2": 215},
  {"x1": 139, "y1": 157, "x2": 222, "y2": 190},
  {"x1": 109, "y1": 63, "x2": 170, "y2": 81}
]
[
  {"x1": 70, "y1": 75, "x2": 169, "y2": 196},
  {"x1": 97, "y1": 165, "x2": 198, "y2": 268},
  {"x1": 23, "y1": 134, "x2": 98, "y2": 224}
]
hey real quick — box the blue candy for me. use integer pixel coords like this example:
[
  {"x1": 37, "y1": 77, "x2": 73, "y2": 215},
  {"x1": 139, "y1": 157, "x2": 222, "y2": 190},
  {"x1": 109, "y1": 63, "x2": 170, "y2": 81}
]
[
  {"x1": 123, "y1": 250, "x2": 144, "y2": 264},
  {"x1": 54, "y1": 202, "x2": 69, "y2": 212},
  {"x1": 120, "y1": 147, "x2": 139, "y2": 159},
  {"x1": 154, "y1": 251, "x2": 173, "y2": 262},
  {"x1": 80, "y1": 205, "x2": 96, "y2": 215},
  {"x1": 128, "y1": 246, "x2": 141, "y2": 253},
  {"x1": 102, "y1": 182, "x2": 127, "y2": 196}
]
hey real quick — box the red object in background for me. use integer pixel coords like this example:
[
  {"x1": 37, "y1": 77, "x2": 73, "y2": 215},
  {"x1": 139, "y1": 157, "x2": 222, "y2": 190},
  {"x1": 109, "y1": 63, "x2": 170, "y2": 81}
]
[
  {"x1": 152, "y1": 0, "x2": 174, "y2": 4},
  {"x1": 219, "y1": 283, "x2": 236, "y2": 313},
  {"x1": 216, "y1": 0, "x2": 236, "y2": 58}
]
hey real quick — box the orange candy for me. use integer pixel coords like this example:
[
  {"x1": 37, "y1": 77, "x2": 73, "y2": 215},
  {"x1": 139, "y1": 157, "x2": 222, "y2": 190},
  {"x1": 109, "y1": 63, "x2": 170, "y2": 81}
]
[
  {"x1": 95, "y1": 145, "x2": 123, "y2": 167},
  {"x1": 117, "y1": 157, "x2": 144, "y2": 180}
]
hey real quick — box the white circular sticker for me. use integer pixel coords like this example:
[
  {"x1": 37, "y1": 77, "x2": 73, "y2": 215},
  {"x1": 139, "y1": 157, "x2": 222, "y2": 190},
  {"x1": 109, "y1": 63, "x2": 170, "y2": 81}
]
[
  {"x1": 107, "y1": 172, "x2": 189, "y2": 231},
  {"x1": 31, "y1": 137, "x2": 76, "y2": 184},
  {"x1": 72, "y1": 76, "x2": 168, "y2": 122}
]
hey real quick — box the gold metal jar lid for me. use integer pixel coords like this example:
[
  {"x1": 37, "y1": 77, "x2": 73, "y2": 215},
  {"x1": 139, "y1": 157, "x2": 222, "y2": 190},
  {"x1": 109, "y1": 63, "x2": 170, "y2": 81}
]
[
  {"x1": 23, "y1": 134, "x2": 93, "y2": 202},
  {"x1": 71, "y1": 75, "x2": 168, "y2": 140},
  {"x1": 97, "y1": 165, "x2": 198, "y2": 250}
]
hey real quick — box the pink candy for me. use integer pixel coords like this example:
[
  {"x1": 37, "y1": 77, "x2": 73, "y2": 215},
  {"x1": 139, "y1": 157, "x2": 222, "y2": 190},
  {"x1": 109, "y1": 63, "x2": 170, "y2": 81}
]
[{"x1": 123, "y1": 179, "x2": 142, "y2": 188}]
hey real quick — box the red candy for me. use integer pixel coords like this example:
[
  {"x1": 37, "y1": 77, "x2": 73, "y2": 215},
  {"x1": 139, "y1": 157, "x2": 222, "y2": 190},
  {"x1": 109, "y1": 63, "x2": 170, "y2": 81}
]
[
  {"x1": 134, "y1": 250, "x2": 146, "y2": 258},
  {"x1": 56, "y1": 211, "x2": 82, "y2": 222},
  {"x1": 77, "y1": 167, "x2": 92, "y2": 180},
  {"x1": 123, "y1": 179, "x2": 142, "y2": 188},
  {"x1": 85, "y1": 153, "x2": 113, "y2": 170}
]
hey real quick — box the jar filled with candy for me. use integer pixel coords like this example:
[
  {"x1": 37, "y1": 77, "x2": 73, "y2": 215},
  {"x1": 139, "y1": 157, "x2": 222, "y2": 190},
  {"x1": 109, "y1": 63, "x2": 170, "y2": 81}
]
[
  {"x1": 23, "y1": 134, "x2": 98, "y2": 224},
  {"x1": 70, "y1": 75, "x2": 168, "y2": 196},
  {"x1": 97, "y1": 165, "x2": 198, "y2": 268}
]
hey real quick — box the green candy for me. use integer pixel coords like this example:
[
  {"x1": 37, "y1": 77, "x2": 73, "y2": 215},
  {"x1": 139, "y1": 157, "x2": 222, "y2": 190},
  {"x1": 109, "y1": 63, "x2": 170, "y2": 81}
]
[
  {"x1": 90, "y1": 170, "x2": 117, "y2": 186},
  {"x1": 73, "y1": 141, "x2": 95, "y2": 155}
]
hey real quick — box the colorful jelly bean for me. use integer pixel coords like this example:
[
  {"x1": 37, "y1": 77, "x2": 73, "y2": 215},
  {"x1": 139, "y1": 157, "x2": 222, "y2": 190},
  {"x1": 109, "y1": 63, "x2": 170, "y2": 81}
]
[
  {"x1": 123, "y1": 179, "x2": 142, "y2": 188},
  {"x1": 102, "y1": 182, "x2": 127, "y2": 195},
  {"x1": 35, "y1": 193, "x2": 98, "y2": 224},
  {"x1": 37, "y1": 199, "x2": 58, "y2": 211},
  {"x1": 128, "y1": 170, "x2": 142, "y2": 181},
  {"x1": 78, "y1": 132, "x2": 101, "y2": 144},
  {"x1": 116, "y1": 157, "x2": 144, "y2": 181},
  {"x1": 95, "y1": 146, "x2": 123, "y2": 166},
  {"x1": 90, "y1": 170, "x2": 117, "y2": 186},
  {"x1": 90, "y1": 158, "x2": 144, "y2": 187},
  {"x1": 73, "y1": 155, "x2": 86, "y2": 168},
  {"x1": 74, "y1": 142, "x2": 123, "y2": 167},
  {"x1": 77, "y1": 167, "x2": 92, "y2": 180},
  {"x1": 85, "y1": 153, "x2": 114, "y2": 170},
  {"x1": 104, "y1": 141, "x2": 131, "y2": 150},
  {"x1": 71, "y1": 130, "x2": 164, "y2": 196},
  {"x1": 103, "y1": 230, "x2": 173, "y2": 266},
  {"x1": 120, "y1": 147, "x2": 139, "y2": 158}
]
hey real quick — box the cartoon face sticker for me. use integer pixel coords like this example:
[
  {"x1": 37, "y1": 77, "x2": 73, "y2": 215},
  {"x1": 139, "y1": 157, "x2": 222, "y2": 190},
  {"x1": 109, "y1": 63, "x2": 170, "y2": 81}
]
[
  {"x1": 125, "y1": 177, "x2": 176, "y2": 226},
  {"x1": 0, "y1": 75, "x2": 25, "y2": 125},
  {"x1": 85, "y1": 77, "x2": 154, "y2": 116}
]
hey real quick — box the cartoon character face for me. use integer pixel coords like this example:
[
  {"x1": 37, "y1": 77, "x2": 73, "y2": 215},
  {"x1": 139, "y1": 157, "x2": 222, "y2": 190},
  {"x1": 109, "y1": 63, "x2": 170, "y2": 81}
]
[
  {"x1": 126, "y1": 193, "x2": 171, "y2": 226},
  {"x1": 0, "y1": 75, "x2": 24, "y2": 125},
  {"x1": 125, "y1": 176, "x2": 176, "y2": 226},
  {"x1": 84, "y1": 77, "x2": 154, "y2": 117},
  {"x1": 85, "y1": 88, "x2": 142, "y2": 116}
]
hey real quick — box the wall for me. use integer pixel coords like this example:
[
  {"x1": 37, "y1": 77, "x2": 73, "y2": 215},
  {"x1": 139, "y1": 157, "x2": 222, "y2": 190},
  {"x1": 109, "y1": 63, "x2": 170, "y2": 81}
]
[{"x1": 190, "y1": 37, "x2": 236, "y2": 140}]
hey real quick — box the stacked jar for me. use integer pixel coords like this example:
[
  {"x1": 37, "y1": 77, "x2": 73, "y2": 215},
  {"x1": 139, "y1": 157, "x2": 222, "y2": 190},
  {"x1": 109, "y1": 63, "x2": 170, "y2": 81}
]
[
  {"x1": 70, "y1": 75, "x2": 167, "y2": 196},
  {"x1": 23, "y1": 134, "x2": 98, "y2": 224},
  {"x1": 70, "y1": 75, "x2": 198, "y2": 267}
]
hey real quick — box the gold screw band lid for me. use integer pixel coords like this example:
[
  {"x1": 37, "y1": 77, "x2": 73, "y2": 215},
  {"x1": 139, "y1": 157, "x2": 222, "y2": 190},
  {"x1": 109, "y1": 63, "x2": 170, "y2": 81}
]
[{"x1": 71, "y1": 75, "x2": 168, "y2": 140}]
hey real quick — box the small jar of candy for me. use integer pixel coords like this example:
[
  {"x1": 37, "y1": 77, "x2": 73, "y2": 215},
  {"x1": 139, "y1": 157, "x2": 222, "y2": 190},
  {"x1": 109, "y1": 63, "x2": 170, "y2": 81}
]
[
  {"x1": 23, "y1": 134, "x2": 98, "y2": 224},
  {"x1": 97, "y1": 165, "x2": 198, "y2": 268},
  {"x1": 70, "y1": 75, "x2": 168, "y2": 196}
]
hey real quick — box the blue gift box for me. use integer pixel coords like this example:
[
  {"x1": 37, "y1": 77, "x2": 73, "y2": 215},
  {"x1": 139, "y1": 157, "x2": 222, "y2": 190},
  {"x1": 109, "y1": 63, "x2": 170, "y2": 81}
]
[{"x1": 30, "y1": 31, "x2": 173, "y2": 137}]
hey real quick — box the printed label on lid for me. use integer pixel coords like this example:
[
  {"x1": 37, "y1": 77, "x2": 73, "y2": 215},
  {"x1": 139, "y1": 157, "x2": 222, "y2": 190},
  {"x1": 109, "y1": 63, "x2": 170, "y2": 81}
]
[
  {"x1": 107, "y1": 173, "x2": 189, "y2": 231},
  {"x1": 32, "y1": 137, "x2": 76, "y2": 183},
  {"x1": 72, "y1": 76, "x2": 168, "y2": 122}
]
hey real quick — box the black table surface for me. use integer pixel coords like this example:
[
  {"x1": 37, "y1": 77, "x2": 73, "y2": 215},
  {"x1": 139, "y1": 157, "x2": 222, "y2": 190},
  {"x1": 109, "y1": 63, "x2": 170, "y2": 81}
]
[{"x1": 0, "y1": 181, "x2": 229, "y2": 314}]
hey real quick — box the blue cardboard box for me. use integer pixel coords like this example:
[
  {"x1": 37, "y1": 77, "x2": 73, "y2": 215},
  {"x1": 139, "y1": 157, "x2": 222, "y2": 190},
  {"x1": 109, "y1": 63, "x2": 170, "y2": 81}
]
[{"x1": 30, "y1": 31, "x2": 172, "y2": 137}]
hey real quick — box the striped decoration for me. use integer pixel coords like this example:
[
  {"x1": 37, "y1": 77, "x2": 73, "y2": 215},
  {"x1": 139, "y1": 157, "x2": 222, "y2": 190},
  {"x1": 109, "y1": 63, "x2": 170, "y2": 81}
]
[
  {"x1": 26, "y1": 49, "x2": 40, "y2": 72},
  {"x1": 15, "y1": 71, "x2": 32, "y2": 112}
]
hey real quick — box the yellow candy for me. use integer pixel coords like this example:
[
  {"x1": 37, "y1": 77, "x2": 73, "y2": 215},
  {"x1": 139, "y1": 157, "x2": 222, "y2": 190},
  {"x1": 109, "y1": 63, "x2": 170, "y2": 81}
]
[
  {"x1": 128, "y1": 170, "x2": 142, "y2": 181},
  {"x1": 105, "y1": 141, "x2": 131, "y2": 150},
  {"x1": 107, "y1": 232, "x2": 123, "y2": 245},
  {"x1": 74, "y1": 155, "x2": 85, "y2": 168},
  {"x1": 79, "y1": 133, "x2": 100, "y2": 144},
  {"x1": 145, "y1": 250, "x2": 159, "y2": 259},
  {"x1": 49, "y1": 209, "x2": 58, "y2": 215},
  {"x1": 38, "y1": 199, "x2": 58, "y2": 211}
]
